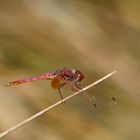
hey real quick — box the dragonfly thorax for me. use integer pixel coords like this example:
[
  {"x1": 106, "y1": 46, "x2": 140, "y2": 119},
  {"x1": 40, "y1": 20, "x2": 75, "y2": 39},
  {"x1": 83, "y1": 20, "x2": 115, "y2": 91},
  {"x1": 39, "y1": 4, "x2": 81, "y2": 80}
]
[{"x1": 56, "y1": 67, "x2": 84, "y2": 83}]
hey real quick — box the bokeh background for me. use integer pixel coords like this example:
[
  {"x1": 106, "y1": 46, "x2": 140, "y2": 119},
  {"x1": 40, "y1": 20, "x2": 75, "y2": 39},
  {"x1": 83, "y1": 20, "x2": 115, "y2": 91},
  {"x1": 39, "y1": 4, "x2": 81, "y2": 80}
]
[{"x1": 0, "y1": 0, "x2": 140, "y2": 140}]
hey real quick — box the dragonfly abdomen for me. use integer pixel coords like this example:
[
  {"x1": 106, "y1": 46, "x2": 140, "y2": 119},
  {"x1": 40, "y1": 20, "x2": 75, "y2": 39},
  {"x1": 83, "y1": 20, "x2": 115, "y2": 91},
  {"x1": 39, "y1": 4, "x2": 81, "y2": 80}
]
[{"x1": 6, "y1": 72, "x2": 56, "y2": 87}]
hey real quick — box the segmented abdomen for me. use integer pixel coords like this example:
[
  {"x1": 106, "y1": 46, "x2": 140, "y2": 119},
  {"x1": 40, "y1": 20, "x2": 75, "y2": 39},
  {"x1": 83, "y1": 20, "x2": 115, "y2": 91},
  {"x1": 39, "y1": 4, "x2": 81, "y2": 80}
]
[{"x1": 6, "y1": 72, "x2": 56, "y2": 87}]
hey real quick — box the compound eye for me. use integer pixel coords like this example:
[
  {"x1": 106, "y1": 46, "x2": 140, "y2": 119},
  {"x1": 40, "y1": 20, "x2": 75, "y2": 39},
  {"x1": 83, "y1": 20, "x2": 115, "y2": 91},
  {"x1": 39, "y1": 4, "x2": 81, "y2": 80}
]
[{"x1": 76, "y1": 70, "x2": 84, "y2": 81}]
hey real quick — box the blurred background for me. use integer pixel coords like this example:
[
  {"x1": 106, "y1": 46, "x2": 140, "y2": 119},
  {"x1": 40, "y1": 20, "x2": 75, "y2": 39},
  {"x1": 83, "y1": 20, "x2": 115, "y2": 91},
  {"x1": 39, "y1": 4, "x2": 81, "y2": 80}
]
[{"x1": 0, "y1": 0, "x2": 140, "y2": 140}]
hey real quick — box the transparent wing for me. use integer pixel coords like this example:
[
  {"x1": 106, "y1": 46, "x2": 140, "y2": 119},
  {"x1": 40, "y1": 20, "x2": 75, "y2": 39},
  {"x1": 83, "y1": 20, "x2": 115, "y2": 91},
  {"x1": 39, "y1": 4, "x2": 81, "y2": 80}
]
[{"x1": 73, "y1": 82, "x2": 97, "y2": 108}]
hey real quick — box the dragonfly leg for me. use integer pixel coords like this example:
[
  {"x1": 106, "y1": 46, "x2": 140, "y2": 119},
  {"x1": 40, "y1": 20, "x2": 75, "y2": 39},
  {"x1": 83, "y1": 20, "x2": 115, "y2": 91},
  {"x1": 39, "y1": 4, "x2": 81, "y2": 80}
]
[{"x1": 57, "y1": 83, "x2": 66, "y2": 100}]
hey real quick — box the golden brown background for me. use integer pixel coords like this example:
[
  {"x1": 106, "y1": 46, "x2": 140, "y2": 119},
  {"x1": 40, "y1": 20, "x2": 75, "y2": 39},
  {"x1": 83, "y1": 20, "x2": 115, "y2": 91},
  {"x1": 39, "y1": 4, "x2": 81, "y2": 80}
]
[{"x1": 0, "y1": 0, "x2": 140, "y2": 140}]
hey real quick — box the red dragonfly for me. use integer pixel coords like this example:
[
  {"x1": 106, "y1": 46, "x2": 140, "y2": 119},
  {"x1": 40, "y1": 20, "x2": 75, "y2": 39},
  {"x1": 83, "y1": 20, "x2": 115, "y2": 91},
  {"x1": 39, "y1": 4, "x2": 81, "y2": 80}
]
[{"x1": 6, "y1": 67, "x2": 97, "y2": 107}]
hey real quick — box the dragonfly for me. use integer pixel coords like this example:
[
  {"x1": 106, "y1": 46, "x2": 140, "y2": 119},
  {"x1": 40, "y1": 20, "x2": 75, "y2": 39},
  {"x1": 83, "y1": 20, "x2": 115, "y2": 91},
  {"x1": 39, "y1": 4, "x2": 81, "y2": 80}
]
[{"x1": 6, "y1": 67, "x2": 97, "y2": 108}]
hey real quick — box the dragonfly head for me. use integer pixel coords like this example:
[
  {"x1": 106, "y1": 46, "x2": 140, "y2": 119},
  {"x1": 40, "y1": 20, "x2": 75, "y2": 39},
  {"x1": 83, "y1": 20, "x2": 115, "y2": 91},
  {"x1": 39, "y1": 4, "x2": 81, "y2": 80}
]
[{"x1": 75, "y1": 70, "x2": 84, "y2": 82}]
